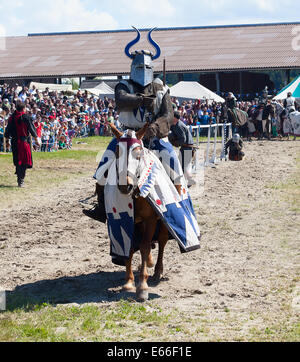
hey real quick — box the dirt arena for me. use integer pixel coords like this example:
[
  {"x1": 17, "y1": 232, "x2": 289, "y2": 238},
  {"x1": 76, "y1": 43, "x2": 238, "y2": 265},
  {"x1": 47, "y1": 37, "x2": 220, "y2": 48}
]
[{"x1": 0, "y1": 140, "x2": 299, "y2": 341}]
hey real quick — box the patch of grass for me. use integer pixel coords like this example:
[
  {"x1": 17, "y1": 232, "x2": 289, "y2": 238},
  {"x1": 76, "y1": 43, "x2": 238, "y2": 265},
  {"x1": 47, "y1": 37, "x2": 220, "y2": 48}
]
[
  {"x1": 2, "y1": 297, "x2": 299, "y2": 342},
  {"x1": 248, "y1": 323, "x2": 300, "y2": 342},
  {"x1": 72, "y1": 136, "x2": 112, "y2": 150},
  {"x1": 265, "y1": 153, "x2": 300, "y2": 213},
  {"x1": 193, "y1": 136, "x2": 223, "y2": 144},
  {"x1": 0, "y1": 136, "x2": 113, "y2": 209},
  {"x1": 0, "y1": 300, "x2": 174, "y2": 342}
]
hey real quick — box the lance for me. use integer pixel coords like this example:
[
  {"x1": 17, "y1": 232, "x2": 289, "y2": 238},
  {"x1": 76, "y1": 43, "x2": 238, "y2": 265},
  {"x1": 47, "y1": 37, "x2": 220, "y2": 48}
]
[{"x1": 163, "y1": 58, "x2": 166, "y2": 87}]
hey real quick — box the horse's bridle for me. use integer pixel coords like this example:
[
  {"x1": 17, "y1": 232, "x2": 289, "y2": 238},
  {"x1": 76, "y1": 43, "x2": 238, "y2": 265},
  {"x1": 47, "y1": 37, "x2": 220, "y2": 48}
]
[{"x1": 115, "y1": 137, "x2": 143, "y2": 197}]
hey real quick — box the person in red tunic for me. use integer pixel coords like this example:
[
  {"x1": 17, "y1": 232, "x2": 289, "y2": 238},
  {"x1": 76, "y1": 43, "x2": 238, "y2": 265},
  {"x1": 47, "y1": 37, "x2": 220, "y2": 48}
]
[{"x1": 4, "y1": 101, "x2": 40, "y2": 187}]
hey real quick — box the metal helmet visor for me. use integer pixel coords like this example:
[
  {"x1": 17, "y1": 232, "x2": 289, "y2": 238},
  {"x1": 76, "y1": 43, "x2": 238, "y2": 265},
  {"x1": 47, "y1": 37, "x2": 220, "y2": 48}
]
[{"x1": 130, "y1": 54, "x2": 154, "y2": 87}]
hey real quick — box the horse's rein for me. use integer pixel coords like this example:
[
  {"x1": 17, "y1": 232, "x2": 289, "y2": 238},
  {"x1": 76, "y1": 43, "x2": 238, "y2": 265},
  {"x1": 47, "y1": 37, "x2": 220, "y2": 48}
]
[{"x1": 115, "y1": 138, "x2": 143, "y2": 197}]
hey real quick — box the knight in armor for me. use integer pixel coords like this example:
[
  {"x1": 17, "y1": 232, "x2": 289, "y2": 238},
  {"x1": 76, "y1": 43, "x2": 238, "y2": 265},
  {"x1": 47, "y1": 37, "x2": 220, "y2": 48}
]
[
  {"x1": 259, "y1": 86, "x2": 269, "y2": 105},
  {"x1": 83, "y1": 27, "x2": 184, "y2": 223},
  {"x1": 225, "y1": 134, "x2": 245, "y2": 161},
  {"x1": 284, "y1": 92, "x2": 298, "y2": 111},
  {"x1": 226, "y1": 92, "x2": 237, "y2": 110},
  {"x1": 225, "y1": 92, "x2": 249, "y2": 138}
]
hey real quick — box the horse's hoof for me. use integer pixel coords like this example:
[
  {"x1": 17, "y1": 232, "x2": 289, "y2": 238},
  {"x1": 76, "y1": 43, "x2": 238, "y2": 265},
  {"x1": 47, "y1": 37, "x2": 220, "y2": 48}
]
[
  {"x1": 153, "y1": 273, "x2": 161, "y2": 282},
  {"x1": 123, "y1": 282, "x2": 135, "y2": 292},
  {"x1": 150, "y1": 273, "x2": 162, "y2": 286},
  {"x1": 136, "y1": 288, "x2": 149, "y2": 302}
]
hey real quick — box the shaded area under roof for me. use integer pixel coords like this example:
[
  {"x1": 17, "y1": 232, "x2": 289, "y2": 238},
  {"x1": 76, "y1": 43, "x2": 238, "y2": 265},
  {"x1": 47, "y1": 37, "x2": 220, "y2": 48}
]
[{"x1": 0, "y1": 22, "x2": 299, "y2": 79}]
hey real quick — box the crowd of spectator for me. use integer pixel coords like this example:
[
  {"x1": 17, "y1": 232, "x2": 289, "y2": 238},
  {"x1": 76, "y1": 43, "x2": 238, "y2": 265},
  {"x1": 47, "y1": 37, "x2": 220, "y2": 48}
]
[
  {"x1": 217, "y1": 89, "x2": 280, "y2": 102},
  {"x1": 171, "y1": 94, "x2": 299, "y2": 139},
  {"x1": 0, "y1": 83, "x2": 118, "y2": 152},
  {"x1": 1, "y1": 82, "x2": 299, "y2": 152}
]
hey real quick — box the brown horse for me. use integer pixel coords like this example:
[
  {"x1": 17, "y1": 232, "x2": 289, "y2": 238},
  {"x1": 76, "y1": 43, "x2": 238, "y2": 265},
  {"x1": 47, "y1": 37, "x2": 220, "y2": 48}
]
[{"x1": 108, "y1": 122, "x2": 177, "y2": 302}]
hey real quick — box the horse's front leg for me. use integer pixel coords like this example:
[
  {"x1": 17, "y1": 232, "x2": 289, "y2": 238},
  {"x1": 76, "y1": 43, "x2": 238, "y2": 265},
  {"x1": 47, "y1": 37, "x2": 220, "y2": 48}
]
[
  {"x1": 153, "y1": 223, "x2": 169, "y2": 282},
  {"x1": 137, "y1": 218, "x2": 157, "y2": 302},
  {"x1": 123, "y1": 249, "x2": 135, "y2": 291}
]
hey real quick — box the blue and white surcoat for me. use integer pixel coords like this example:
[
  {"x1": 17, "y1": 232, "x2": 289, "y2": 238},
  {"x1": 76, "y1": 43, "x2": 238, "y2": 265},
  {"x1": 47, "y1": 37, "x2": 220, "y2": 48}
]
[{"x1": 115, "y1": 78, "x2": 184, "y2": 184}]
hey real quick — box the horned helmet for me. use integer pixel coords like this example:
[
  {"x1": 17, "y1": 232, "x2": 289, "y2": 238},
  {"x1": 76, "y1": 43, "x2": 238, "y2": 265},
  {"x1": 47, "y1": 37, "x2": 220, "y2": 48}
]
[{"x1": 124, "y1": 27, "x2": 161, "y2": 87}]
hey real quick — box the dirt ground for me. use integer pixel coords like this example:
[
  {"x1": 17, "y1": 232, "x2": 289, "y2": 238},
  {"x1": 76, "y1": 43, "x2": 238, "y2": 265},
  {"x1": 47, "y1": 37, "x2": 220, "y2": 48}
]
[{"x1": 0, "y1": 140, "x2": 299, "y2": 341}]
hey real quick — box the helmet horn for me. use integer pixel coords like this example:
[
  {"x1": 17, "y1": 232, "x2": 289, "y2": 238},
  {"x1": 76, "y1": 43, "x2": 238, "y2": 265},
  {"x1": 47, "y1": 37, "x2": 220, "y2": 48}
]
[
  {"x1": 148, "y1": 28, "x2": 161, "y2": 60},
  {"x1": 125, "y1": 26, "x2": 141, "y2": 59}
]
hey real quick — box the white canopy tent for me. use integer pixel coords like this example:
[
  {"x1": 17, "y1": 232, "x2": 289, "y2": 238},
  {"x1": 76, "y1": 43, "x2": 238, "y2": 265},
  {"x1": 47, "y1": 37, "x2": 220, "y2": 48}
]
[
  {"x1": 170, "y1": 81, "x2": 225, "y2": 103},
  {"x1": 85, "y1": 81, "x2": 115, "y2": 98},
  {"x1": 29, "y1": 81, "x2": 73, "y2": 92}
]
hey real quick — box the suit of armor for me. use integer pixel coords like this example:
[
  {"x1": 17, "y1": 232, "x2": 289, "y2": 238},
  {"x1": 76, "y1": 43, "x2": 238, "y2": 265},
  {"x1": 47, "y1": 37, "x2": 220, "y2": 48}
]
[{"x1": 83, "y1": 27, "x2": 184, "y2": 223}]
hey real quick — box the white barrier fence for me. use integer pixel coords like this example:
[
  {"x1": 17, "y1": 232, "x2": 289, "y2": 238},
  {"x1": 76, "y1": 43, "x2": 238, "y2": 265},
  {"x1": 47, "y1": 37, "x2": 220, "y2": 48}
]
[
  {"x1": 190, "y1": 123, "x2": 233, "y2": 169},
  {"x1": 0, "y1": 289, "x2": 5, "y2": 311}
]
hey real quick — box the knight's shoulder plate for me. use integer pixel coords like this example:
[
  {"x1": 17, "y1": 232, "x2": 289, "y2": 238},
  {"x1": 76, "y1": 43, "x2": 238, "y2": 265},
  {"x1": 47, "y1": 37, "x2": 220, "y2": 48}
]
[
  {"x1": 117, "y1": 80, "x2": 134, "y2": 94},
  {"x1": 118, "y1": 80, "x2": 130, "y2": 89},
  {"x1": 153, "y1": 78, "x2": 170, "y2": 97},
  {"x1": 153, "y1": 78, "x2": 163, "y2": 86}
]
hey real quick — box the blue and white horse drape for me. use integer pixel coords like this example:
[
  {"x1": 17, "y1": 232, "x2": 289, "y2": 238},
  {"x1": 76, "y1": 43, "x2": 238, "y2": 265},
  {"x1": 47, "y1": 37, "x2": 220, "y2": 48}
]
[
  {"x1": 94, "y1": 134, "x2": 201, "y2": 260},
  {"x1": 138, "y1": 148, "x2": 200, "y2": 253}
]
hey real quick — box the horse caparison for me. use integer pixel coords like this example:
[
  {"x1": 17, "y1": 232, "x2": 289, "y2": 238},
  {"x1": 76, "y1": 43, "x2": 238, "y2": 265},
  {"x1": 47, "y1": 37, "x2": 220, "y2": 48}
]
[{"x1": 107, "y1": 122, "x2": 181, "y2": 302}]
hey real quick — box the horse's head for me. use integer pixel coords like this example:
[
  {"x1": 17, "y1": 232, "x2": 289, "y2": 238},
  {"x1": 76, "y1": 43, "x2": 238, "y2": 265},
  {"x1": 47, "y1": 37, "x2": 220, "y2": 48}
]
[{"x1": 108, "y1": 122, "x2": 148, "y2": 195}]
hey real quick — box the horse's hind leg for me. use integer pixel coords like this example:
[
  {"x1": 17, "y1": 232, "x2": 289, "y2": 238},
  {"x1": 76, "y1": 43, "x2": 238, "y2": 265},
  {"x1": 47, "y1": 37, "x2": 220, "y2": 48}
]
[
  {"x1": 123, "y1": 249, "x2": 135, "y2": 291},
  {"x1": 153, "y1": 224, "x2": 169, "y2": 282},
  {"x1": 147, "y1": 252, "x2": 155, "y2": 268}
]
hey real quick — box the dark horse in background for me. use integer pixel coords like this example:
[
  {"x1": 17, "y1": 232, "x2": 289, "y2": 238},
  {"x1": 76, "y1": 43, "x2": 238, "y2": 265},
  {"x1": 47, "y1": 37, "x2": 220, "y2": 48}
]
[{"x1": 221, "y1": 104, "x2": 250, "y2": 139}]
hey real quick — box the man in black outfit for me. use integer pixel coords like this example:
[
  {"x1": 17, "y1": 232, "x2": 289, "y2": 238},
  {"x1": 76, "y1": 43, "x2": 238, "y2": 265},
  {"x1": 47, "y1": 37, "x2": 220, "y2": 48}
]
[{"x1": 168, "y1": 111, "x2": 196, "y2": 187}]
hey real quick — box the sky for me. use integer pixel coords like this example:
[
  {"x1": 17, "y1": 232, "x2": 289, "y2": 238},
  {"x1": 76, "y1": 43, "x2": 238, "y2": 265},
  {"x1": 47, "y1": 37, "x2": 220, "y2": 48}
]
[{"x1": 0, "y1": 0, "x2": 299, "y2": 37}]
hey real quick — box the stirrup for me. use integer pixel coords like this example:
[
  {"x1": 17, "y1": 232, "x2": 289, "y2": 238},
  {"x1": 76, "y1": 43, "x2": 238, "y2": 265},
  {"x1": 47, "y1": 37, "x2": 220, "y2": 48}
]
[
  {"x1": 187, "y1": 178, "x2": 196, "y2": 188},
  {"x1": 83, "y1": 205, "x2": 107, "y2": 223}
]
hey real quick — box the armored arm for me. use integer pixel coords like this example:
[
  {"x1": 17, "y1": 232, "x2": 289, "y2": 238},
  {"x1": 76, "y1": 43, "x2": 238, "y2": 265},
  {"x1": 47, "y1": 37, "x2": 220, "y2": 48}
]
[
  {"x1": 145, "y1": 91, "x2": 174, "y2": 139},
  {"x1": 225, "y1": 139, "x2": 232, "y2": 155},
  {"x1": 169, "y1": 125, "x2": 186, "y2": 147},
  {"x1": 115, "y1": 83, "x2": 144, "y2": 111},
  {"x1": 157, "y1": 90, "x2": 174, "y2": 129},
  {"x1": 237, "y1": 140, "x2": 243, "y2": 151}
]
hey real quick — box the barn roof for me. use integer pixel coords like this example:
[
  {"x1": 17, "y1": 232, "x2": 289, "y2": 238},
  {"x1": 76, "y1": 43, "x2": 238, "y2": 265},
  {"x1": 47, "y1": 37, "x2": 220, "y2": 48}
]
[{"x1": 0, "y1": 22, "x2": 299, "y2": 79}]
